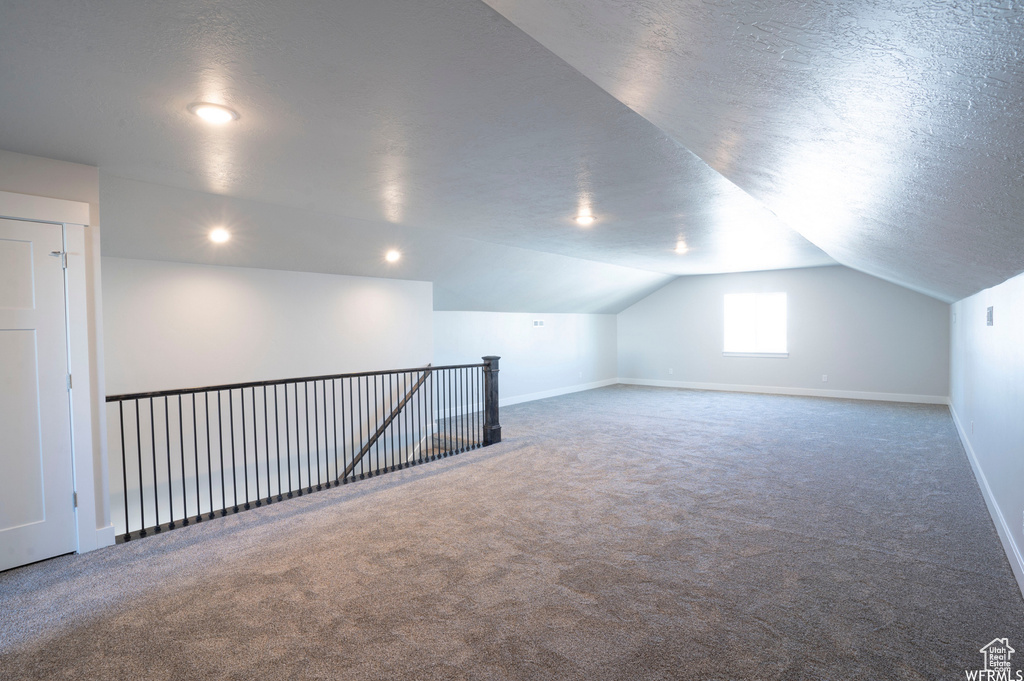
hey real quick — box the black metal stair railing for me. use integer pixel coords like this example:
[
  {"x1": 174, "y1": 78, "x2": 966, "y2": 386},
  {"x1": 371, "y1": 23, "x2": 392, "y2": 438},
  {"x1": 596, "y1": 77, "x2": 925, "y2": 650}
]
[{"x1": 106, "y1": 357, "x2": 502, "y2": 542}]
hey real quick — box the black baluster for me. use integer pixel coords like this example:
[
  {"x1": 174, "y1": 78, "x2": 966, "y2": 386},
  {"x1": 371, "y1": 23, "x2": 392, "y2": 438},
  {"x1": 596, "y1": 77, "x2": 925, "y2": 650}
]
[
  {"x1": 193, "y1": 394, "x2": 201, "y2": 523},
  {"x1": 454, "y1": 368, "x2": 459, "y2": 454},
  {"x1": 136, "y1": 400, "x2": 146, "y2": 537},
  {"x1": 118, "y1": 401, "x2": 129, "y2": 540},
  {"x1": 432, "y1": 372, "x2": 438, "y2": 459},
  {"x1": 321, "y1": 376, "x2": 329, "y2": 483},
  {"x1": 266, "y1": 385, "x2": 274, "y2": 501},
  {"x1": 332, "y1": 380, "x2": 339, "y2": 484},
  {"x1": 205, "y1": 393, "x2": 215, "y2": 520},
  {"x1": 150, "y1": 398, "x2": 160, "y2": 531},
  {"x1": 448, "y1": 369, "x2": 454, "y2": 455},
  {"x1": 264, "y1": 385, "x2": 273, "y2": 504},
  {"x1": 241, "y1": 389, "x2": 250, "y2": 510},
  {"x1": 422, "y1": 370, "x2": 429, "y2": 462},
  {"x1": 435, "y1": 369, "x2": 442, "y2": 460},
  {"x1": 313, "y1": 380, "x2": 321, "y2": 490},
  {"x1": 404, "y1": 372, "x2": 411, "y2": 467},
  {"x1": 165, "y1": 397, "x2": 174, "y2": 529},
  {"x1": 445, "y1": 369, "x2": 452, "y2": 457},
  {"x1": 456, "y1": 368, "x2": 460, "y2": 454},
  {"x1": 440, "y1": 369, "x2": 445, "y2": 458},
  {"x1": 217, "y1": 392, "x2": 227, "y2": 516},
  {"x1": 388, "y1": 373, "x2": 395, "y2": 472},
  {"x1": 347, "y1": 377, "x2": 355, "y2": 482},
  {"x1": 371, "y1": 375, "x2": 379, "y2": 476},
  {"x1": 295, "y1": 381, "x2": 303, "y2": 495},
  {"x1": 275, "y1": 385, "x2": 284, "y2": 501},
  {"x1": 229, "y1": 390, "x2": 239, "y2": 513},
  {"x1": 253, "y1": 386, "x2": 261, "y2": 506},
  {"x1": 417, "y1": 371, "x2": 424, "y2": 464},
  {"x1": 179, "y1": 396, "x2": 188, "y2": 525},
  {"x1": 393, "y1": 373, "x2": 399, "y2": 470},
  {"x1": 359, "y1": 376, "x2": 366, "y2": 479},
  {"x1": 284, "y1": 384, "x2": 293, "y2": 498},
  {"x1": 304, "y1": 381, "x2": 312, "y2": 493},
  {"x1": 380, "y1": 374, "x2": 387, "y2": 473}
]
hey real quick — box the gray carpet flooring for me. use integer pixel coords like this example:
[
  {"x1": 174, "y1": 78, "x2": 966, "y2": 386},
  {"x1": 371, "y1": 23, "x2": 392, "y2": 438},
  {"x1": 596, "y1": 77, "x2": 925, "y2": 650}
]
[{"x1": 1, "y1": 385, "x2": 1022, "y2": 680}]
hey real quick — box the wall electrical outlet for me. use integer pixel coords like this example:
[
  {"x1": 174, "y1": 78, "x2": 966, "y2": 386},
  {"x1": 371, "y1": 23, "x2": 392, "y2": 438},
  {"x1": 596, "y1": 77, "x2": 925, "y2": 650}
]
[
  {"x1": 668, "y1": 368, "x2": 673, "y2": 375},
  {"x1": 971, "y1": 420, "x2": 975, "y2": 434},
  {"x1": 822, "y1": 374, "x2": 828, "y2": 382},
  {"x1": 578, "y1": 371, "x2": 582, "y2": 379}
]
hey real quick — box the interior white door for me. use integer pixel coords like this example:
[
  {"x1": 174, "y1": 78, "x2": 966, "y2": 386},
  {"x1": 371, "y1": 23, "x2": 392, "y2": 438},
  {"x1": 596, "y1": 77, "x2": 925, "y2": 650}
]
[{"x1": 0, "y1": 217, "x2": 76, "y2": 571}]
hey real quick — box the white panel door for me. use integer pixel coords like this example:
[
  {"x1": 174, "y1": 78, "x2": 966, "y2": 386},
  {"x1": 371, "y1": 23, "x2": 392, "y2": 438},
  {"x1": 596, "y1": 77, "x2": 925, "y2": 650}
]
[{"x1": 0, "y1": 218, "x2": 76, "y2": 571}]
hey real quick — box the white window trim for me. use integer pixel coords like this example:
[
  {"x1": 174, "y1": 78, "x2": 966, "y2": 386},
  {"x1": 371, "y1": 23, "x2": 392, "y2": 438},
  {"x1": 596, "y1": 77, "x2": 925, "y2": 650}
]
[{"x1": 722, "y1": 351, "x2": 789, "y2": 358}]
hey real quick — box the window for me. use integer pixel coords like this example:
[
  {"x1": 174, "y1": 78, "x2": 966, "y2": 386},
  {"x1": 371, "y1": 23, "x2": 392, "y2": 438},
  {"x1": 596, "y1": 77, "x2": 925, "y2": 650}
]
[{"x1": 723, "y1": 292, "x2": 788, "y2": 357}]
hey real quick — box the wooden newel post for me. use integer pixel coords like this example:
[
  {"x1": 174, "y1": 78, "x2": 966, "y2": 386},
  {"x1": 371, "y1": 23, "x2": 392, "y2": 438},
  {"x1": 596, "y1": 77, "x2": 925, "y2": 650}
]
[{"x1": 482, "y1": 355, "x2": 501, "y2": 445}]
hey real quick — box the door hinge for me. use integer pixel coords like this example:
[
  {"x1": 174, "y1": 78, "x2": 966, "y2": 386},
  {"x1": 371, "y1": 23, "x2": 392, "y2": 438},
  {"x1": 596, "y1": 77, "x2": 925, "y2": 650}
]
[
  {"x1": 67, "y1": 373, "x2": 73, "y2": 390},
  {"x1": 73, "y1": 491, "x2": 78, "y2": 508},
  {"x1": 49, "y1": 250, "x2": 68, "y2": 269}
]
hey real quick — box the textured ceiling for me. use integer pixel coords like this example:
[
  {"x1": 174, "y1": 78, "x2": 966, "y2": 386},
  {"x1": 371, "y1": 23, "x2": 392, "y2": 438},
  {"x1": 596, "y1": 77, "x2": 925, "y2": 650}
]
[
  {"x1": 99, "y1": 173, "x2": 673, "y2": 313},
  {"x1": 481, "y1": 0, "x2": 1024, "y2": 302},
  {"x1": 2, "y1": 1, "x2": 1015, "y2": 308},
  {"x1": 0, "y1": 0, "x2": 833, "y2": 314}
]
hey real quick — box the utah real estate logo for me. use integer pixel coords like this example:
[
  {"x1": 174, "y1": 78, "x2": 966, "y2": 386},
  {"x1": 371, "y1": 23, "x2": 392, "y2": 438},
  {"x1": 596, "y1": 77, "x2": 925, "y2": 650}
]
[{"x1": 966, "y1": 638, "x2": 1022, "y2": 680}]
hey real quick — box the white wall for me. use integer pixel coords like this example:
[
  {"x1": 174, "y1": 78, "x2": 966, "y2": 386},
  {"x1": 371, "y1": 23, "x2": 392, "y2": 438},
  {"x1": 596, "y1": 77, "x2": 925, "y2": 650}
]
[
  {"x1": 618, "y1": 266, "x2": 949, "y2": 402},
  {"x1": 433, "y1": 312, "x2": 617, "y2": 404},
  {"x1": 103, "y1": 257, "x2": 433, "y2": 395},
  {"x1": 950, "y1": 271, "x2": 1024, "y2": 594},
  {"x1": 0, "y1": 150, "x2": 112, "y2": 550}
]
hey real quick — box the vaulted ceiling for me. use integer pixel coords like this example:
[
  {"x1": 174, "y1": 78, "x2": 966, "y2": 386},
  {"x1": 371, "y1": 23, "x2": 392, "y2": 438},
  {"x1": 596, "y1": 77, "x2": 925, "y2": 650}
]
[{"x1": 1, "y1": 0, "x2": 1020, "y2": 309}]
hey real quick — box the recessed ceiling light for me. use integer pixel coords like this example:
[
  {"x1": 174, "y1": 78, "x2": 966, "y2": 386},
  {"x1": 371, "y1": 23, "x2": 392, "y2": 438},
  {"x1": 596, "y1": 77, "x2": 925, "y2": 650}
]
[
  {"x1": 575, "y1": 215, "x2": 595, "y2": 226},
  {"x1": 675, "y1": 239, "x2": 689, "y2": 254},
  {"x1": 188, "y1": 102, "x2": 239, "y2": 124},
  {"x1": 209, "y1": 227, "x2": 231, "y2": 243},
  {"x1": 385, "y1": 249, "x2": 401, "y2": 263}
]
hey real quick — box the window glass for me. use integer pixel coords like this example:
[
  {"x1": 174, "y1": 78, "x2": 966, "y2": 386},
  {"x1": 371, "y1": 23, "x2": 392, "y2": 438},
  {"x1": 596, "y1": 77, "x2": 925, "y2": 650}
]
[{"x1": 724, "y1": 292, "x2": 787, "y2": 354}]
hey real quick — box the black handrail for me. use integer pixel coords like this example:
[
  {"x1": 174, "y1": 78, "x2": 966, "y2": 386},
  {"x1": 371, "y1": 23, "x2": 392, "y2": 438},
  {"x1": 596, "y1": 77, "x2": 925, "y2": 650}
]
[{"x1": 106, "y1": 362, "x2": 487, "y2": 402}]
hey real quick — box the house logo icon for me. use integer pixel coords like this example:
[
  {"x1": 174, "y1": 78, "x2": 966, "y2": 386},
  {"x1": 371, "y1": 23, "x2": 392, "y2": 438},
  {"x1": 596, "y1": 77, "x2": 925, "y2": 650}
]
[{"x1": 965, "y1": 638, "x2": 1022, "y2": 680}]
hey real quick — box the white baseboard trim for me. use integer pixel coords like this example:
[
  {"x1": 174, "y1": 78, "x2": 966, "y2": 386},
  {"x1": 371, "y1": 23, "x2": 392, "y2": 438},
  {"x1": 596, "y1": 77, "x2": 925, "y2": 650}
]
[
  {"x1": 948, "y1": 403, "x2": 1024, "y2": 599},
  {"x1": 94, "y1": 524, "x2": 117, "y2": 550},
  {"x1": 616, "y1": 378, "x2": 948, "y2": 405},
  {"x1": 500, "y1": 378, "x2": 618, "y2": 407}
]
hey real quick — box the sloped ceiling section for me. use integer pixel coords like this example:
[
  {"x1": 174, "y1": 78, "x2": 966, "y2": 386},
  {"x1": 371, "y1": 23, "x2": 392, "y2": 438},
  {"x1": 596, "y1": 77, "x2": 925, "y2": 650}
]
[
  {"x1": 0, "y1": 0, "x2": 833, "y2": 314},
  {"x1": 483, "y1": 0, "x2": 1024, "y2": 302},
  {"x1": 100, "y1": 174, "x2": 673, "y2": 313}
]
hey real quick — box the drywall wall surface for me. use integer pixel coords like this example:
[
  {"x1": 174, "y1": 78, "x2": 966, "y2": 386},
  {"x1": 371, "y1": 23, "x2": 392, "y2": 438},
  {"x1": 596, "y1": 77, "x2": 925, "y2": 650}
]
[
  {"x1": 950, "y1": 271, "x2": 1024, "y2": 593},
  {"x1": 433, "y1": 312, "x2": 617, "y2": 404},
  {"x1": 618, "y1": 266, "x2": 949, "y2": 400},
  {"x1": 0, "y1": 150, "x2": 111, "y2": 547},
  {"x1": 103, "y1": 258, "x2": 433, "y2": 395}
]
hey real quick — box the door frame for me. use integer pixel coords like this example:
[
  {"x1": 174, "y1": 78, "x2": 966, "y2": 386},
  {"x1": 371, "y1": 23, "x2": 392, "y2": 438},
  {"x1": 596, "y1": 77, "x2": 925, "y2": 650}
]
[{"x1": 0, "y1": 190, "x2": 113, "y2": 556}]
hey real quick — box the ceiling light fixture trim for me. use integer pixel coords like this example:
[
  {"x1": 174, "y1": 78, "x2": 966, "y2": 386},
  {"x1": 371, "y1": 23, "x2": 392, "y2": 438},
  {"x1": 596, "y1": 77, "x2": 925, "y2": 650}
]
[{"x1": 188, "y1": 102, "x2": 240, "y2": 124}]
